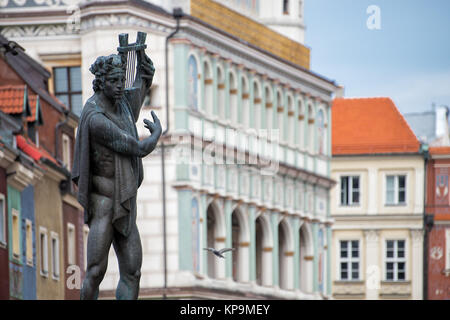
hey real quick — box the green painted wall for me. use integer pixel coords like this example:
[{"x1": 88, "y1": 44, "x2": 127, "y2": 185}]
[{"x1": 7, "y1": 185, "x2": 21, "y2": 264}]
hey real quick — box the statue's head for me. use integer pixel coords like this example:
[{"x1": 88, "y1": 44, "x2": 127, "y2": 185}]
[{"x1": 90, "y1": 54, "x2": 126, "y2": 102}]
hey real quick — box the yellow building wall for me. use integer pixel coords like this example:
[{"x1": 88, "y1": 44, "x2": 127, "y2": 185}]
[{"x1": 34, "y1": 175, "x2": 65, "y2": 300}]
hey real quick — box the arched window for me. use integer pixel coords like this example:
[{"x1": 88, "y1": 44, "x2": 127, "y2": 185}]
[
  {"x1": 217, "y1": 65, "x2": 225, "y2": 119},
  {"x1": 297, "y1": 99, "x2": 305, "y2": 149},
  {"x1": 265, "y1": 85, "x2": 273, "y2": 131},
  {"x1": 203, "y1": 60, "x2": 213, "y2": 115},
  {"x1": 307, "y1": 104, "x2": 315, "y2": 154},
  {"x1": 241, "y1": 75, "x2": 250, "y2": 127},
  {"x1": 276, "y1": 90, "x2": 284, "y2": 142},
  {"x1": 287, "y1": 95, "x2": 295, "y2": 145},
  {"x1": 253, "y1": 80, "x2": 262, "y2": 130},
  {"x1": 229, "y1": 71, "x2": 238, "y2": 123},
  {"x1": 283, "y1": 0, "x2": 290, "y2": 14},
  {"x1": 188, "y1": 55, "x2": 198, "y2": 110}
]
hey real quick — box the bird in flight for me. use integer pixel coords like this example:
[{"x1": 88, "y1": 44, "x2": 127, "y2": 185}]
[{"x1": 203, "y1": 247, "x2": 235, "y2": 259}]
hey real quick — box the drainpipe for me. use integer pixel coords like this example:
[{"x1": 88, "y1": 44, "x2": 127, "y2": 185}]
[
  {"x1": 422, "y1": 144, "x2": 430, "y2": 300},
  {"x1": 161, "y1": 7, "x2": 183, "y2": 300}
]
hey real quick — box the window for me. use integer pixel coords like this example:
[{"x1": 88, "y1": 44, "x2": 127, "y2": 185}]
[
  {"x1": 283, "y1": 0, "x2": 289, "y2": 14},
  {"x1": 62, "y1": 133, "x2": 71, "y2": 170},
  {"x1": 0, "y1": 194, "x2": 5, "y2": 245},
  {"x1": 385, "y1": 240, "x2": 406, "y2": 281},
  {"x1": 25, "y1": 219, "x2": 33, "y2": 266},
  {"x1": 340, "y1": 176, "x2": 360, "y2": 206},
  {"x1": 298, "y1": 0, "x2": 303, "y2": 18},
  {"x1": 40, "y1": 228, "x2": 48, "y2": 277},
  {"x1": 67, "y1": 223, "x2": 76, "y2": 266},
  {"x1": 386, "y1": 175, "x2": 406, "y2": 205},
  {"x1": 53, "y1": 66, "x2": 82, "y2": 116},
  {"x1": 51, "y1": 232, "x2": 60, "y2": 280},
  {"x1": 339, "y1": 240, "x2": 360, "y2": 280},
  {"x1": 12, "y1": 209, "x2": 20, "y2": 260}
]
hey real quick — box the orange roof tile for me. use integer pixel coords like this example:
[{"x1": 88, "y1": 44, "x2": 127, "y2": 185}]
[
  {"x1": 332, "y1": 97, "x2": 421, "y2": 155},
  {"x1": 0, "y1": 85, "x2": 42, "y2": 123},
  {"x1": 0, "y1": 85, "x2": 28, "y2": 114},
  {"x1": 429, "y1": 146, "x2": 450, "y2": 155}
]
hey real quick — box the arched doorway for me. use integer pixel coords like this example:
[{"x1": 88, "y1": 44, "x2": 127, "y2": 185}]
[
  {"x1": 206, "y1": 201, "x2": 225, "y2": 279},
  {"x1": 255, "y1": 214, "x2": 272, "y2": 286},
  {"x1": 299, "y1": 222, "x2": 314, "y2": 293}
]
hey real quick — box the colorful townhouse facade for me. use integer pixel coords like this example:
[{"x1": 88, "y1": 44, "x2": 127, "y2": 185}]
[
  {"x1": 0, "y1": 34, "x2": 83, "y2": 299},
  {"x1": 0, "y1": 0, "x2": 339, "y2": 299},
  {"x1": 330, "y1": 97, "x2": 426, "y2": 300},
  {"x1": 425, "y1": 146, "x2": 450, "y2": 300}
]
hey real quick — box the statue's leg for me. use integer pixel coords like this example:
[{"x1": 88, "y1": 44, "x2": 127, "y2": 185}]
[
  {"x1": 80, "y1": 194, "x2": 114, "y2": 300},
  {"x1": 113, "y1": 223, "x2": 142, "y2": 300}
]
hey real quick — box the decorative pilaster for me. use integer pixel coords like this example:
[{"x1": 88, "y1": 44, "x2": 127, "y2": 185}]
[
  {"x1": 364, "y1": 229, "x2": 380, "y2": 299},
  {"x1": 410, "y1": 229, "x2": 424, "y2": 300}
]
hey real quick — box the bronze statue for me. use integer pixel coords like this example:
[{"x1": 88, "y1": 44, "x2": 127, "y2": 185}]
[{"x1": 71, "y1": 32, "x2": 161, "y2": 300}]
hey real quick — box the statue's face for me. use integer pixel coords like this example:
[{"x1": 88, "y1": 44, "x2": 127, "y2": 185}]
[{"x1": 103, "y1": 69, "x2": 125, "y2": 102}]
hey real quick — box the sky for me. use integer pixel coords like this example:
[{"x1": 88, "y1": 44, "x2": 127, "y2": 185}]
[{"x1": 304, "y1": 0, "x2": 450, "y2": 114}]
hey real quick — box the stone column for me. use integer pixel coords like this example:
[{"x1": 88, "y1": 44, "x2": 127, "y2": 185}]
[
  {"x1": 364, "y1": 229, "x2": 380, "y2": 300},
  {"x1": 410, "y1": 229, "x2": 424, "y2": 300}
]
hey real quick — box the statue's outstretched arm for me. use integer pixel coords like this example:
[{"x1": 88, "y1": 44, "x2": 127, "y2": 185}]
[{"x1": 89, "y1": 111, "x2": 161, "y2": 157}]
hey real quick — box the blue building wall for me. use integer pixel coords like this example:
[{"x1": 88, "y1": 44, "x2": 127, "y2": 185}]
[
  {"x1": 21, "y1": 186, "x2": 36, "y2": 300},
  {"x1": 7, "y1": 185, "x2": 23, "y2": 300}
]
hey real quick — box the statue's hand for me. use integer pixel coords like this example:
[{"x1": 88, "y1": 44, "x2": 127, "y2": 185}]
[
  {"x1": 140, "y1": 53, "x2": 155, "y2": 84},
  {"x1": 143, "y1": 111, "x2": 162, "y2": 137}
]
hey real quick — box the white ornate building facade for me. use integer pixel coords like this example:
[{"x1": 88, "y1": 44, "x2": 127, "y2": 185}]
[{"x1": 1, "y1": 0, "x2": 339, "y2": 299}]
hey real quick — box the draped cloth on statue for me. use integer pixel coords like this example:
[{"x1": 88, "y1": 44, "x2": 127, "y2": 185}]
[{"x1": 71, "y1": 89, "x2": 144, "y2": 237}]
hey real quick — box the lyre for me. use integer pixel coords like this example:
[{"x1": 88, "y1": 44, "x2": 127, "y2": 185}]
[{"x1": 117, "y1": 32, "x2": 147, "y2": 88}]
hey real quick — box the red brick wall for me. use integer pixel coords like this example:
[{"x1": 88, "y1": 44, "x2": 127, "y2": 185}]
[
  {"x1": 428, "y1": 225, "x2": 450, "y2": 299},
  {"x1": 426, "y1": 157, "x2": 450, "y2": 299},
  {"x1": 62, "y1": 202, "x2": 83, "y2": 300}
]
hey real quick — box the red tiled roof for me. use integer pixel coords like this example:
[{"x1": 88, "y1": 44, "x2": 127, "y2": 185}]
[
  {"x1": 0, "y1": 85, "x2": 42, "y2": 123},
  {"x1": 332, "y1": 97, "x2": 421, "y2": 155},
  {"x1": 429, "y1": 146, "x2": 450, "y2": 155},
  {"x1": 0, "y1": 85, "x2": 27, "y2": 114},
  {"x1": 16, "y1": 135, "x2": 59, "y2": 165}
]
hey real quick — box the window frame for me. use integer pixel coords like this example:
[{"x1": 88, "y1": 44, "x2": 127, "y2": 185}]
[
  {"x1": 384, "y1": 239, "x2": 407, "y2": 282},
  {"x1": 11, "y1": 208, "x2": 20, "y2": 261},
  {"x1": 67, "y1": 223, "x2": 76, "y2": 266},
  {"x1": 385, "y1": 174, "x2": 407, "y2": 206},
  {"x1": 25, "y1": 219, "x2": 33, "y2": 267},
  {"x1": 52, "y1": 66, "x2": 82, "y2": 114},
  {"x1": 62, "y1": 133, "x2": 72, "y2": 171},
  {"x1": 339, "y1": 175, "x2": 361, "y2": 206},
  {"x1": 338, "y1": 240, "x2": 361, "y2": 281},
  {"x1": 39, "y1": 227, "x2": 49, "y2": 278},
  {"x1": 51, "y1": 231, "x2": 60, "y2": 281},
  {"x1": 0, "y1": 193, "x2": 6, "y2": 247}
]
